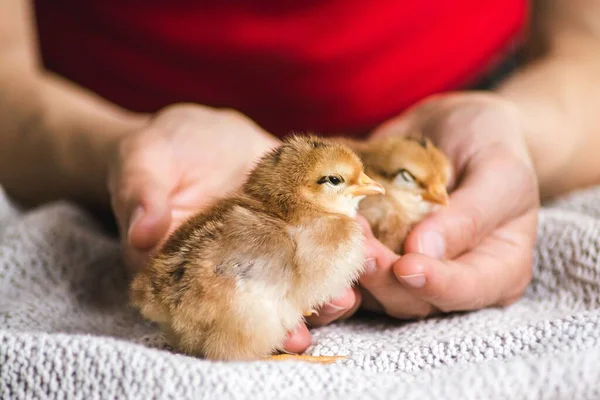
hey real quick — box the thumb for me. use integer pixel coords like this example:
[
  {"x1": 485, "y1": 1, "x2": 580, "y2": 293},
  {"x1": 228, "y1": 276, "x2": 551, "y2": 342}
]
[
  {"x1": 402, "y1": 147, "x2": 535, "y2": 260},
  {"x1": 109, "y1": 164, "x2": 172, "y2": 253},
  {"x1": 126, "y1": 180, "x2": 171, "y2": 251}
]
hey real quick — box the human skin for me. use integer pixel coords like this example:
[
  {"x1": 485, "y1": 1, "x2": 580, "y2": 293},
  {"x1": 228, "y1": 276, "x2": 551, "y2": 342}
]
[{"x1": 2, "y1": 0, "x2": 600, "y2": 352}]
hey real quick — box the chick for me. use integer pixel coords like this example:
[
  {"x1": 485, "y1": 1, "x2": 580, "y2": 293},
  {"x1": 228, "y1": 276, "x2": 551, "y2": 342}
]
[
  {"x1": 130, "y1": 135, "x2": 385, "y2": 363},
  {"x1": 338, "y1": 134, "x2": 452, "y2": 254}
]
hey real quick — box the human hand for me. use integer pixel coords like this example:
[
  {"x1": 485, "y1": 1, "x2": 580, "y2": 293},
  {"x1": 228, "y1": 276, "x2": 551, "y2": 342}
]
[
  {"x1": 306, "y1": 92, "x2": 539, "y2": 325},
  {"x1": 107, "y1": 104, "x2": 278, "y2": 272}
]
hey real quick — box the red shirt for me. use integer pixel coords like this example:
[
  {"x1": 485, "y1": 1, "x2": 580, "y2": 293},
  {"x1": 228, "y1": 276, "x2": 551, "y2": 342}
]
[{"x1": 34, "y1": 0, "x2": 527, "y2": 137}]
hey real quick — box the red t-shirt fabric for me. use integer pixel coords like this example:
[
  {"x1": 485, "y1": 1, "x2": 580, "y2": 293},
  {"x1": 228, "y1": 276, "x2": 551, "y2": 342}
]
[{"x1": 34, "y1": 0, "x2": 528, "y2": 137}]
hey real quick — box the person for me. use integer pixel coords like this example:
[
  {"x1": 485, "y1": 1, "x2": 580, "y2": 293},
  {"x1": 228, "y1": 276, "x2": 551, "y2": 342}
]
[{"x1": 1, "y1": 0, "x2": 600, "y2": 354}]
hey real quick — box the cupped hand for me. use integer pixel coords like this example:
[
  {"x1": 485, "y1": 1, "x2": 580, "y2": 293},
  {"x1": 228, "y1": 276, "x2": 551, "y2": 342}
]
[
  {"x1": 108, "y1": 104, "x2": 279, "y2": 273},
  {"x1": 307, "y1": 92, "x2": 539, "y2": 326}
]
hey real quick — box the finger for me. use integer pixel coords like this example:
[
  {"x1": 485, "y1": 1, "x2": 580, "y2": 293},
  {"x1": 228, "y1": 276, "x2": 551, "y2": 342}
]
[
  {"x1": 358, "y1": 285, "x2": 384, "y2": 313},
  {"x1": 394, "y1": 209, "x2": 536, "y2": 311},
  {"x1": 356, "y1": 215, "x2": 401, "y2": 270},
  {"x1": 282, "y1": 323, "x2": 311, "y2": 354},
  {"x1": 356, "y1": 216, "x2": 436, "y2": 319},
  {"x1": 369, "y1": 93, "x2": 450, "y2": 139},
  {"x1": 124, "y1": 182, "x2": 171, "y2": 251},
  {"x1": 109, "y1": 153, "x2": 173, "y2": 252},
  {"x1": 306, "y1": 287, "x2": 361, "y2": 327},
  {"x1": 337, "y1": 287, "x2": 363, "y2": 321},
  {"x1": 360, "y1": 260, "x2": 436, "y2": 320},
  {"x1": 404, "y1": 145, "x2": 538, "y2": 260}
]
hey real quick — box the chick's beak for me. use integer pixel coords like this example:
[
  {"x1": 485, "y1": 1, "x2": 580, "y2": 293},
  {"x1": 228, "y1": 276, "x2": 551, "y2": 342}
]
[
  {"x1": 422, "y1": 184, "x2": 449, "y2": 205},
  {"x1": 349, "y1": 172, "x2": 385, "y2": 197}
]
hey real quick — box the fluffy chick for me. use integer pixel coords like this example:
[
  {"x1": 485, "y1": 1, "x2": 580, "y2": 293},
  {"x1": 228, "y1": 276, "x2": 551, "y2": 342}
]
[
  {"x1": 338, "y1": 134, "x2": 452, "y2": 254},
  {"x1": 130, "y1": 135, "x2": 384, "y2": 363}
]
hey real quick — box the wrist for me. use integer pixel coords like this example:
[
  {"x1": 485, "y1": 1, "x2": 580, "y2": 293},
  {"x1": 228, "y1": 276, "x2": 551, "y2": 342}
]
[
  {"x1": 494, "y1": 66, "x2": 576, "y2": 200},
  {"x1": 38, "y1": 79, "x2": 151, "y2": 209},
  {"x1": 90, "y1": 111, "x2": 151, "y2": 208}
]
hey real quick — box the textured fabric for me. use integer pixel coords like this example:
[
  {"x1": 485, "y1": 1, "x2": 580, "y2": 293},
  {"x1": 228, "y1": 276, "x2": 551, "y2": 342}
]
[
  {"x1": 34, "y1": 0, "x2": 526, "y2": 136},
  {"x1": 1, "y1": 184, "x2": 599, "y2": 399}
]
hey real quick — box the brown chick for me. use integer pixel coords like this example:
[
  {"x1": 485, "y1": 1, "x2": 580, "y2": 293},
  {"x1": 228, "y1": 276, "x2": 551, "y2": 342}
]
[
  {"x1": 130, "y1": 135, "x2": 385, "y2": 363},
  {"x1": 338, "y1": 134, "x2": 452, "y2": 254}
]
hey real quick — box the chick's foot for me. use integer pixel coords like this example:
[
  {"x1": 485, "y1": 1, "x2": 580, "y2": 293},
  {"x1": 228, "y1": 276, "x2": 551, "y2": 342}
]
[{"x1": 264, "y1": 354, "x2": 346, "y2": 364}]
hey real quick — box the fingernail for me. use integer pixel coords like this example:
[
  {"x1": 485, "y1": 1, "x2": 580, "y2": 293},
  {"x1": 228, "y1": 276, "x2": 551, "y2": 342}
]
[
  {"x1": 127, "y1": 207, "x2": 145, "y2": 238},
  {"x1": 320, "y1": 302, "x2": 349, "y2": 316},
  {"x1": 364, "y1": 258, "x2": 377, "y2": 274},
  {"x1": 417, "y1": 231, "x2": 445, "y2": 259},
  {"x1": 398, "y1": 273, "x2": 427, "y2": 288}
]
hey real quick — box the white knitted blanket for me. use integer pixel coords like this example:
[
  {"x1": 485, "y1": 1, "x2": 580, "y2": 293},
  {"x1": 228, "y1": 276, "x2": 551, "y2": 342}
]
[{"x1": 1, "y1": 184, "x2": 599, "y2": 400}]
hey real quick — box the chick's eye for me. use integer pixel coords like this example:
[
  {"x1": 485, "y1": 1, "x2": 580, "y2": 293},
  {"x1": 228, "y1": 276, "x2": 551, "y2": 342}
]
[
  {"x1": 317, "y1": 175, "x2": 344, "y2": 186},
  {"x1": 328, "y1": 176, "x2": 342, "y2": 185},
  {"x1": 394, "y1": 168, "x2": 417, "y2": 185},
  {"x1": 397, "y1": 169, "x2": 416, "y2": 183}
]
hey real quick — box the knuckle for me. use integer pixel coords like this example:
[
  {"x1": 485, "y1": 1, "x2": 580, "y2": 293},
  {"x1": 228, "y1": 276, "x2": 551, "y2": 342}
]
[
  {"x1": 219, "y1": 108, "x2": 248, "y2": 123},
  {"x1": 158, "y1": 103, "x2": 202, "y2": 118},
  {"x1": 436, "y1": 301, "x2": 460, "y2": 313},
  {"x1": 219, "y1": 108, "x2": 263, "y2": 132},
  {"x1": 436, "y1": 304, "x2": 453, "y2": 313}
]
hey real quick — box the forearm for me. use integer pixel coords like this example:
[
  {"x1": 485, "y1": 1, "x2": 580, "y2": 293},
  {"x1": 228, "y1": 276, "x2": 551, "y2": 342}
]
[
  {"x1": 0, "y1": 70, "x2": 148, "y2": 209},
  {"x1": 496, "y1": 51, "x2": 600, "y2": 199},
  {"x1": 495, "y1": 0, "x2": 600, "y2": 200},
  {"x1": 0, "y1": 0, "x2": 148, "y2": 209}
]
